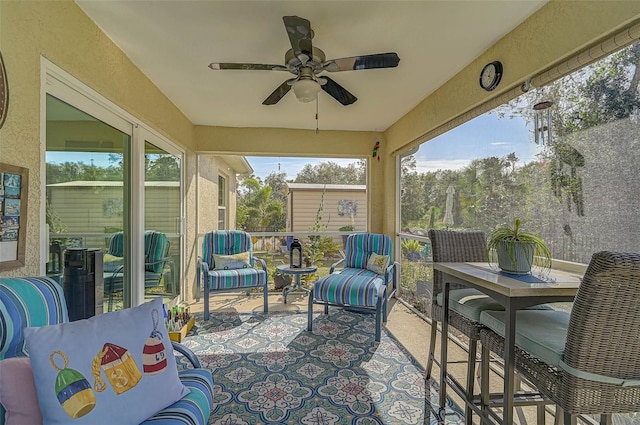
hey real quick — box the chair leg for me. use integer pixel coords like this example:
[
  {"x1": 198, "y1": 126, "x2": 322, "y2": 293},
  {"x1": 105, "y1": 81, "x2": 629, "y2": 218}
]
[
  {"x1": 465, "y1": 339, "x2": 478, "y2": 425},
  {"x1": 600, "y1": 414, "x2": 612, "y2": 425},
  {"x1": 204, "y1": 278, "x2": 210, "y2": 321},
  {"x1": 307, "y1": 292, "x2": 313, "y2": 332},
  {"x1": 563, "y1": 409, "x2": 577, "y2": 425},
  {"x1": 375, "y1": 296, "x2": 382, "y2": 342},
  {"x1": 480, "y1": 344, "x2": 490, "y2": 424},
  {"x1": 263, "y1": 283, "x2": 269, "y2": 313},
  {"x1": 536, "y1": 405, "x2": 546, "y2": 425},
  {"x1": 425, "y1": 319, "x2": 438, "y2": 379},
  {"x1": 382, "y1": 289, "x2": 389, "y2": 323},
  {"x1": 324, "y1": 301, "x2": 329, "y2": 315}
]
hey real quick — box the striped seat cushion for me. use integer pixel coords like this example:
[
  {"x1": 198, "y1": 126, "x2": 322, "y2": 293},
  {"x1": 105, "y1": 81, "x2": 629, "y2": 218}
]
[
  {"x1": 142, "y1": 369, "x2": 214, "y2": 425},
  {"x1": 206, "y1": 267, "x2": 267, "y2": 290},
  {"x1": 313, "y1": 268, "x2": 386, "y2": 307},
  {"x1": 0, "y1": 277, "x2": 68, "y2": 360}
]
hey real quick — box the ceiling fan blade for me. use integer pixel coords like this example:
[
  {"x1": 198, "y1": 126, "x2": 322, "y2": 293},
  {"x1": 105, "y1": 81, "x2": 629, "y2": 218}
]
[
  {"x1": 262, "y1": 80, "x2": 293, "y2": 105},
  {"x1": 209, "y1": 63, "x2": 286, "y2": 71},
  {"x1": 283, "y1": 16, "x2": 313, "y2": 59},
  {"x1": 321, "y1": 77, "x2": 357, "y2": 106},
  {"x1": 323, "y1": 52, "x2": 400, "y2": 72}
]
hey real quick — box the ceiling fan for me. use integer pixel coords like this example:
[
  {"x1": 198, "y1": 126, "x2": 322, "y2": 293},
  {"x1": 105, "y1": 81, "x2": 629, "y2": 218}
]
[{"x1": 208, "y1": 15, "x2": 400, "y2": 106}]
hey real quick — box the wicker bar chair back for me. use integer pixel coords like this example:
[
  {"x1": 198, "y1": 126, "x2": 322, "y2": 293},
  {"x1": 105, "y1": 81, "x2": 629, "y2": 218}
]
[
  {"x1": 426, "y1": 229, "x2": 499, "y2": 424},
  {"x1": 480, "y1": 251, "x2": 640, "y2": 424}
]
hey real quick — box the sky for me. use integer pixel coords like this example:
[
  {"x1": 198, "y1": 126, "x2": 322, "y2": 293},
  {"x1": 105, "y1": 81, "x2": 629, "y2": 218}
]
[{"x1": 47, "y1": 112, "x2": 540, "y2": 180}]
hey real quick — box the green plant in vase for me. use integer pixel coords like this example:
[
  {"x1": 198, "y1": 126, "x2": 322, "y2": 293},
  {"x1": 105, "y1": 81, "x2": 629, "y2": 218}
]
[{"x1": 487, "y1": 218, "x2": 551, "y2": 274}]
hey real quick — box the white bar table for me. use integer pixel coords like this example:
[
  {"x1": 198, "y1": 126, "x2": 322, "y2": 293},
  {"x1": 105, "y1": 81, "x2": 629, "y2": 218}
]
[{"x1": 433, "y1": 262, "x2": 581, "y2": 424}]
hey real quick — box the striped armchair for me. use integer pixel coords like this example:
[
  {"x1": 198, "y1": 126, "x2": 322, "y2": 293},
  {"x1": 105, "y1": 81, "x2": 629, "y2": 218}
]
[
  {"x1": 104, "y1": 230, "x2": 174, "y2": 311},
  {"x1": 0, "y1": 277, "x2": 214, "y2": 425},
  {"x1": 198, "y1": 230, "x2": 269, "y2": 320},
  {"x1": 307, "y1": 233, "x2": 397, "y2": 342}
]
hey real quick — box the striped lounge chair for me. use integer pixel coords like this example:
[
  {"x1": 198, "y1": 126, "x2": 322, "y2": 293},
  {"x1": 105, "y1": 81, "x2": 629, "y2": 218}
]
[
  {"x1": 198, "y1": 230, "x2": 269, "y2": 320},
  {"x1": 0, "y1": 276, "x2": 214, "y2": 425},
  {"x1": 308, "y1": 233, "x2": 397, "y2": 342}
]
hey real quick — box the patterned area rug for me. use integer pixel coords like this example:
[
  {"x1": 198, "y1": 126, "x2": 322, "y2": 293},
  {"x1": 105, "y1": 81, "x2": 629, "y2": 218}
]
[{"x1": 176, "y1": 309, "x2": 463, "y2": 424}]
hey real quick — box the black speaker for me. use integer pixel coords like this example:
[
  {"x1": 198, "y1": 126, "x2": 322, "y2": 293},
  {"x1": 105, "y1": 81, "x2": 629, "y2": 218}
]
[{"x1": 63, "y1": 248, "x2": 104, "y2": 321}]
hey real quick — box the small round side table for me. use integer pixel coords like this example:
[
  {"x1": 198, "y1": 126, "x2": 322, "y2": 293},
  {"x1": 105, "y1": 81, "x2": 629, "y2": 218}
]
[{"x1": 276, "y1": 264, "x2": 318, "y2": 304}]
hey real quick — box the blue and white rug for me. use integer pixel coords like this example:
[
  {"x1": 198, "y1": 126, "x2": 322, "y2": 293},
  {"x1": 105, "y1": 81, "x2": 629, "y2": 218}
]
[{"x1": 176, "y1": 309, "x2": 464, "y2": 424}]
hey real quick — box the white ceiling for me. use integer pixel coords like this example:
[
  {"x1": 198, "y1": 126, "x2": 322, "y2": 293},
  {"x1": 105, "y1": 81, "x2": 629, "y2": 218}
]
[{"x1": 75, "y1": 1, "x2": 546, "y2": 132}]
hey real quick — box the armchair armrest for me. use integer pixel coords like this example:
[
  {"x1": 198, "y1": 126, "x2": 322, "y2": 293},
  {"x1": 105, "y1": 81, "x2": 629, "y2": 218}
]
[
  {"x1": 254, "y1": 256, "x2": 267, "y2": 271},
  {"x1": 172, "y1": 341, "x2": 202, "y2": 368},
  {"x1": 329, "y1": 258, "x2": 345, "y2": 274},
  {"x1": 384, "y1": 261, "x2": 398, "y2": 298},
  {"x1": 254, "y1": 256, "x2": 269, "y2": 282}
]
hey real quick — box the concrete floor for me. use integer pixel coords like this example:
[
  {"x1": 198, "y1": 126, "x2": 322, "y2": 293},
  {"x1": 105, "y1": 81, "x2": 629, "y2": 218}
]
[{"x1": 183, "y1": 289, "x2": 564, "y2": 425}]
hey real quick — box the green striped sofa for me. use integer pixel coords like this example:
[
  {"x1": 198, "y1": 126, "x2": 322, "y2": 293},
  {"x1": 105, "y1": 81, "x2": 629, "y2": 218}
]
[
  {"x1": 198, "y1": 230, "x2": 268, "y2": 321},
  {"x1": 0, "y1": 276, "x2": 213, "y2": 425},
  {"x1": 308, "y1": 233, "x2": 397, "y2": 342}
]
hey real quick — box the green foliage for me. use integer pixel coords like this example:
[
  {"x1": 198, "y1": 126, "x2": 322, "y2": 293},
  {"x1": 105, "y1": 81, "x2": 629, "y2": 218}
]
[
  {"x1": 487, "y1": 218, "x2": 552, "y2": 270},
  {"x1": 237, "y1": 177, "x2": 284, "y2": 231},
  {"x1": 294, "y1": 161, "x2": 365, "y2": 185},
  {"x1": 401, "y1": 239, "x2": 424, "y2": 262}
]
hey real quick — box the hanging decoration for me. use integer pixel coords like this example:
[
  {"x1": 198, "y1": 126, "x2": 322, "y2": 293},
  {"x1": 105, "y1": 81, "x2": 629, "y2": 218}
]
[
  {"x1": 533, "y1": 100, "x2": 554, "y2": 145},
  {"x1": 372, "y1": 140, "x2": 380, "y2": 161},
  {"x1": 532, "y1": 99, "x2": 585, "y2": 216}
]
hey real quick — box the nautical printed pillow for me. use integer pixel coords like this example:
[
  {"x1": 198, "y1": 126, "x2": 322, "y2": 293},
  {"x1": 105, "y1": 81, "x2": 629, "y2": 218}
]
[{"x1": 24, "y1": 297, "x2": 189, "y2": 425}]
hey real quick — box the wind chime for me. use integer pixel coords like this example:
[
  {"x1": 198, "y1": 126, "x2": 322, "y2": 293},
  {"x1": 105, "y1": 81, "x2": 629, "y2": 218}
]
[
  {"x1": 533, "y1": 99, "x2": 586, "y2": 216},
  {"x1": 533, "y1": 100, "x2": 554, "y2": 145}
]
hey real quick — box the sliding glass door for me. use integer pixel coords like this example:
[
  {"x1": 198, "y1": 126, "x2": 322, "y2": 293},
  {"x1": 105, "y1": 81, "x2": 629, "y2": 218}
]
[
  {"x1": 44, "y1": 63, "x2": 185, "y2": 313},
  {"x1": 46, "y1": 94, "x2": 132, "y2": 311},
  {"x1": 143, "y1": 137, "x2": 183, "y2": 304}
]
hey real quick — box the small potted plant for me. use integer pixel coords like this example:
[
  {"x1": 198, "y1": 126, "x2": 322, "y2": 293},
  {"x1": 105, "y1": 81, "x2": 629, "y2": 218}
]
[{"x1": 487, "y1": 218, "x2": 551, "y2": 274}]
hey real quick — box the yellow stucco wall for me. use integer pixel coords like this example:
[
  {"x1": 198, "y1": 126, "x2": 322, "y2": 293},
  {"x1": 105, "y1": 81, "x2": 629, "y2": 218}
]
[{"x1": 1, "y1": 0, "x2": 639, "y2": 290}]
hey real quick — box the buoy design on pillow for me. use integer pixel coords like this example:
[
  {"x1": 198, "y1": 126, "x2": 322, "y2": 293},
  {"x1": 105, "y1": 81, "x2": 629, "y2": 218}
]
[
  {"x1": 50, "y1": 350, "x2": 96, "y2": 418},
  {"x1": 92, "y1": 342, "x2": 142, "y2": 395},
  {"x1": 143, "y1": 308, "x2": 168, "y2": 375}
]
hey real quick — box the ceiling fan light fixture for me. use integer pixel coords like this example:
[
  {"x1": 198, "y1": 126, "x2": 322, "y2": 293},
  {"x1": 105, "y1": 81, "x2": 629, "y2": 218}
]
[{"x1": 292, "y1": 79, "x2": 321, "y2": 103}]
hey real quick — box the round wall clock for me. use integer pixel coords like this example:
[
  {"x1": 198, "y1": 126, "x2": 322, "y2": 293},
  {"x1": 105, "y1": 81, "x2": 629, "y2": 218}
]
[
  {"x1": 479, "y1": 61, "x2": 503, "y2": 92},
  {"x1": 0, "y1": 52, "x2": 8, "y2": 129}
]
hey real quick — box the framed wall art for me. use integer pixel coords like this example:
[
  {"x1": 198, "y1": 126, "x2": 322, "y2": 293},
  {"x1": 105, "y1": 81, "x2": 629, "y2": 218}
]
[{"x1": 0, "y1": 162, "x2": 28, "y2": 270}]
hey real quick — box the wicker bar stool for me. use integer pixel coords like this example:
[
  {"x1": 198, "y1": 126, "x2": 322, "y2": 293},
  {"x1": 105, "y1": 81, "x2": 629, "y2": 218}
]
[
  {"x1": 426, "y1": 229, "x2": 504, "y2": 424},
  {"x1": 479, "y1": 251, "x2": 640, "y2": 425}
]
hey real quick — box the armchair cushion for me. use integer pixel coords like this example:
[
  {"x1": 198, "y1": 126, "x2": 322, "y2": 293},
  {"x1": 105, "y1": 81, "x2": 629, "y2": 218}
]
[
  {"x1": 24, "y1": 297, "x2": 189, "y2": 425},
  {"x1": 314, "y1": 268, "x2": 385, "y2": 307},
  {"x1": 0, "y1": 357, "x2": 42, "y2": 425},
  {"x1": 103, "y1": 253, "x2": 124, "y2": 272},
  {"x1": 213, "y1": 251, "x2": 251, "y2": 270},
  {"x1": 206, "y1": 267, "x2": 266, "y2": 290}
]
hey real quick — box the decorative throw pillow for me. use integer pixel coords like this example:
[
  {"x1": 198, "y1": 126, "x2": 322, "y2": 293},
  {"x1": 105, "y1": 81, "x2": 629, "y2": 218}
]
[
  {"x1": 213, "y1": 252, "x2": 251, "y2": 270},
  {"x1": 103, "y1": 253, "x2": 124, "y2": 272},
  {"x1": 23, "y1": 297, "x2": 189, "y2": 425},
  {"x1": 0, "y1": 357, "x2": 43, "y2": 425},
  {"x1": 366, "y1": 252, "x2": 390, "y2": 275}
]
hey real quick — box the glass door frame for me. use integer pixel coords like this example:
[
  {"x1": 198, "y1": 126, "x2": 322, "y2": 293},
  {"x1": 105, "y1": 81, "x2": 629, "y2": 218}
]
[{"x1": 40, "y1": 58, "x2": 185, "y2": 307}]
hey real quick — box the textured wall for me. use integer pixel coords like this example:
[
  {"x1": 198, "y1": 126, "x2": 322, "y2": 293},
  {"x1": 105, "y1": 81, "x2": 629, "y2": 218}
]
[{"x1": 0, "y1": 1, "x2": 195, "y2": 276}]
